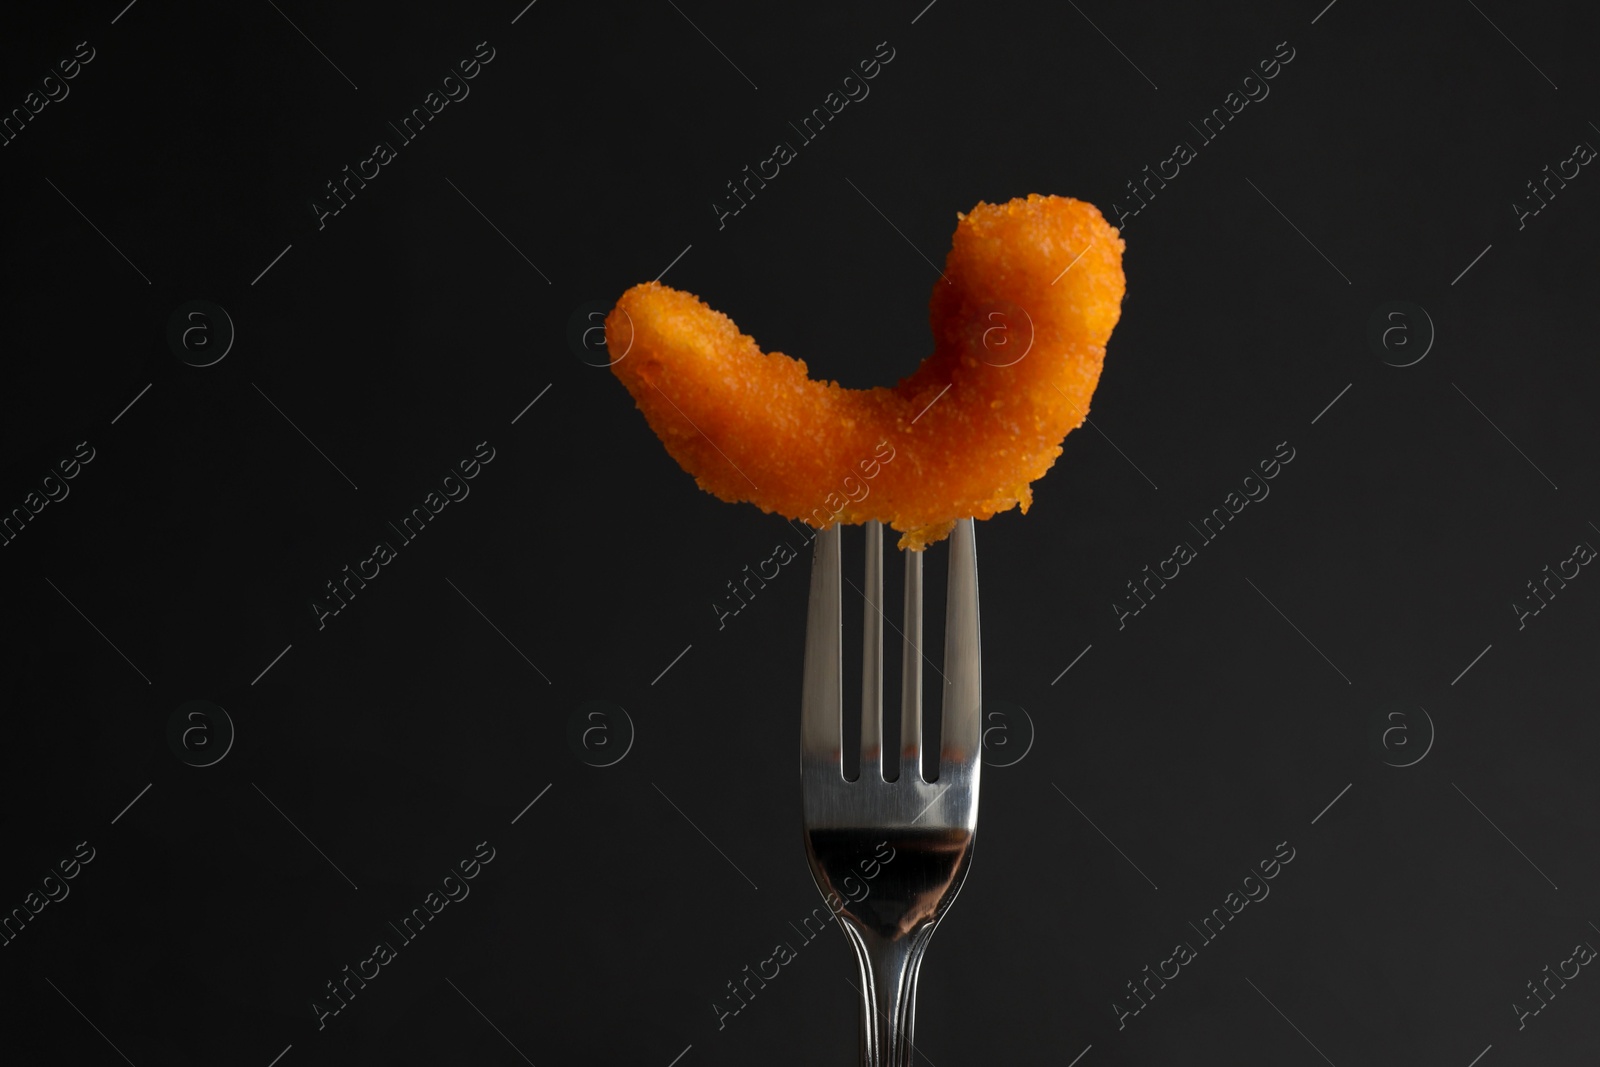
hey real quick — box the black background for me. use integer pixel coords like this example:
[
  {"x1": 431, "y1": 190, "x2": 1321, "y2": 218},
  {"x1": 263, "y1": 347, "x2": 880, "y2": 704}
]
[{"x1": 1, "y1": 0, "x2": 1598, "y2": 1064}]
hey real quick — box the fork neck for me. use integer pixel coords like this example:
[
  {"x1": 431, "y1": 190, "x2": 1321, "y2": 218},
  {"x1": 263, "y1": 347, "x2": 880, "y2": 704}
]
[{"x1": 845, "y1": 923, "x2": 938, "y2": 1067}]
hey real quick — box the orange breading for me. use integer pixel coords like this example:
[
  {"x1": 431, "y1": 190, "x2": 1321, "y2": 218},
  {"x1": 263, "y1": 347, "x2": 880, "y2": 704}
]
[{"x1": 607, "y1": 194, "x2": 1126, "y2": 549}]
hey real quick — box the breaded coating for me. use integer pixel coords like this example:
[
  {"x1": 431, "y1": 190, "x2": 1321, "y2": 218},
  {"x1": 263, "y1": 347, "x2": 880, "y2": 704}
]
[{"x1": 608, "y1": 194, "x2": 1126, "y2": 548}]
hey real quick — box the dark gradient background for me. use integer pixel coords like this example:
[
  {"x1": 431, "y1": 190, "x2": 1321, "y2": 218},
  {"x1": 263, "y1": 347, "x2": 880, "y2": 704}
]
[{"x1": 2, "y1": 1, "x2": 1598, "y2": 1064}]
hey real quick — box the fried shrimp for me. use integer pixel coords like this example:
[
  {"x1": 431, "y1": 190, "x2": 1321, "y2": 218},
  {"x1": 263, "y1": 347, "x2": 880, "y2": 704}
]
[{"x1": 607, "y1": 193, "x2": 1126, "y2": 548}]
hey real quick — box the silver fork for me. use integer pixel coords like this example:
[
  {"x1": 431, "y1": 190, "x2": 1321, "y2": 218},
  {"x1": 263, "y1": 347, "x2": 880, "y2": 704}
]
[{"x1": 800, "y1": 518, "x2": 981, "y2": 1067}]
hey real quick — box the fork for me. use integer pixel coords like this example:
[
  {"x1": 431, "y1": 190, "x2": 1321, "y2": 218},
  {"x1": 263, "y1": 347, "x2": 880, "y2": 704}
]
[{"x1": 800, "y1": 517, "x2": 981, "y2": 1067}]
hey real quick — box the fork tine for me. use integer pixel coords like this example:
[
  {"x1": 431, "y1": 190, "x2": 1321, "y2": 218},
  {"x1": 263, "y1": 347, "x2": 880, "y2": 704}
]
[
  {"x1": 900, "y1": 545, "x2": 924, "y2": 782},
  {"x1": 861, "y1": 520, "x2": 884, "y2": 778},
  {"x1": 940, "y1": 518, "x2": 982, "y2": 773},
  {"x1": 801, "y1": 524, "x2": 843, "y2": 771}
]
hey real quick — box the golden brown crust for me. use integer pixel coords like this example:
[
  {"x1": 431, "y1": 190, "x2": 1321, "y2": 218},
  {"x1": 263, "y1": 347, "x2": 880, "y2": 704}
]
[{"x1": 607, "y1": 194, "x2": 1126, "y2": 548}]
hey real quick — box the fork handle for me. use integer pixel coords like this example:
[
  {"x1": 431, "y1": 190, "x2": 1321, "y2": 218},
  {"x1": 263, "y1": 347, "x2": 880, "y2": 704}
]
[{"x1": 848, "y1": 926, "x2": 936, "y2": 1067}]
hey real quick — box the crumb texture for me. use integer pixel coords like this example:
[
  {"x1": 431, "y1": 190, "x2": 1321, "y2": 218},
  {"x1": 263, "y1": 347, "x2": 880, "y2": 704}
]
[{"x1": 607, "y1": 194, "x2": 1126, "y2": 549}]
